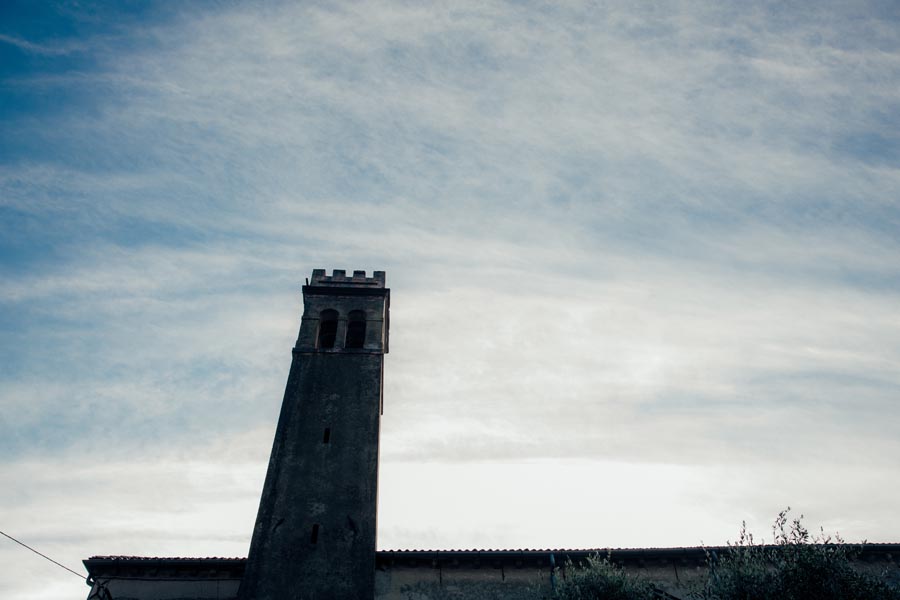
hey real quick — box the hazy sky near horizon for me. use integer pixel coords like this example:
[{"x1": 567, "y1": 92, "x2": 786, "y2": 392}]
[{"x1": 2, "y1": 1, "x2": 900, "y2": 598}]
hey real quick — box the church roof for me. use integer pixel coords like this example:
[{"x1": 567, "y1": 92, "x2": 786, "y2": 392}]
[{"x1": 85, "y1": 542, "x2": 900, "y2": 574}]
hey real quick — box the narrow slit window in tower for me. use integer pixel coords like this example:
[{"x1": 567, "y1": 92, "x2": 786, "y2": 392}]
[
  {"x1": 310, "y1": 524, "x2": 319, "y2": 544},
  {"x1": 345, "y1": 310, "x2": 366, "y2": 348},
  {"x1": 317, "y1": 309, "x2": 338, "y2": 349},
  {"x1": 323, "y1": 427, "x2": 331, "y2": 444}
]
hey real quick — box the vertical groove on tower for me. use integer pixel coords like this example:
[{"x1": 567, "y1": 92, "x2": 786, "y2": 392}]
[{"x1": 238, "y1": 270, "x2": 389, "y2": 600}]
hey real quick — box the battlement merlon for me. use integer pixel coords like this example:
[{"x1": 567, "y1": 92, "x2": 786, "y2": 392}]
[{"x1": 309, "y1": 269, "x2": 386, "y2": 288}]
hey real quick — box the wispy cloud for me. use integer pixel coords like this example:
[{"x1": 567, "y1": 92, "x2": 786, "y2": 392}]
[{"x1": 0, "y1": 33, "x2": 85, "y2": 56}]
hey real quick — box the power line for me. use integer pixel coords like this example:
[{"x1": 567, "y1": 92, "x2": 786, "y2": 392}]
[{"x1": 1, "y1": 529, "x2": 84, "y2": 579}]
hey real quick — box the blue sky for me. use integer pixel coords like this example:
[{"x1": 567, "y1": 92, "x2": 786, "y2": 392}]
[{"x1": 2, "y1": 1, "x2": 900, "y2": 597}]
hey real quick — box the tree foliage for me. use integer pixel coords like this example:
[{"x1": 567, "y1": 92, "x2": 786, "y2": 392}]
[
  {"x1": 693, "y1": 508, "x2": 900, "y2": 600},
  {"x1": 555, "y1": 553, "x2": 658, "y2": 600},
  {"x1": 555, "y1": 510, "x2": 899, "y2": 600}
]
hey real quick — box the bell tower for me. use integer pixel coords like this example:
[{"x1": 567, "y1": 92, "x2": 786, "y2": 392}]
[{"x1": 239, "y1": 269, "x2": 390, "y2": 600}]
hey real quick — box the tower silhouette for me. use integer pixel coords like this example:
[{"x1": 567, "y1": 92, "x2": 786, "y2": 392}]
[{"x1": 239, "y1": 269, "x2": 390, "y2": 599}]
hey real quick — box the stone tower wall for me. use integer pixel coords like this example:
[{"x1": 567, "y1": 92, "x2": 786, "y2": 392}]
[{"x1": 238, "y1": 270, "x2": 389, "y2": 600}]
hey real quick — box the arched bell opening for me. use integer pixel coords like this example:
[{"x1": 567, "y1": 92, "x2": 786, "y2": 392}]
[
  {"x1": 317, "y1": 309, "x2": 339, "y2": 349},
  {"x1": 345, "y1": 310, "x2": 367, "y2": 349}
]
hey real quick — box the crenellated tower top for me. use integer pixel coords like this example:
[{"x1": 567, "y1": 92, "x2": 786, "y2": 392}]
[
  {"x1": 298, "y1": 269, "x2": 390, "y2": 354},
  {"x1": 309, "y1": 269, "x2": 386, "y2": 288}
]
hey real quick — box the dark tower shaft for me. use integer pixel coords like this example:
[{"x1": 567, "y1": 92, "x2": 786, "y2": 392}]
[{"x1": 239, "y1": 270, "x2": 389, "y2": 600}]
